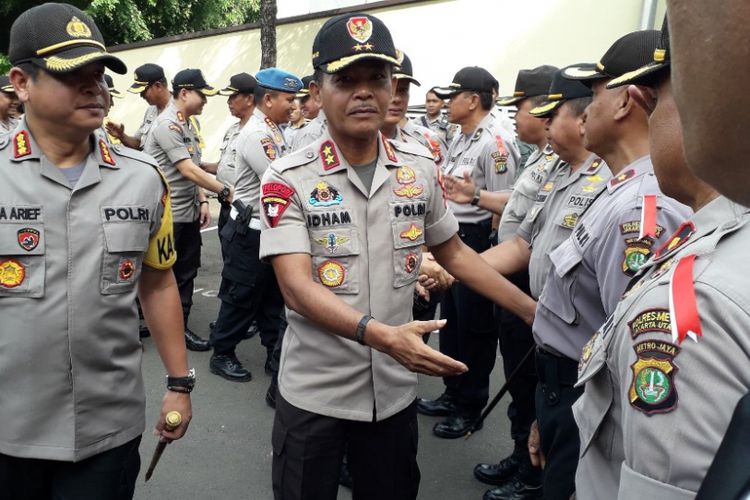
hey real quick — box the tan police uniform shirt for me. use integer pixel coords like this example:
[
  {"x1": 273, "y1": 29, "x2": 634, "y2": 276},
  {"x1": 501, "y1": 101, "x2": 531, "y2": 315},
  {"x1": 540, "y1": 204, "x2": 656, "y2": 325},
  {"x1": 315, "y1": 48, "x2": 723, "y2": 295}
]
[
  {"x1": 533, "y1": 157, "x2": 691, "y2": 360},
  {"x1": 575, "y1": 196, "x2": 750, "y2": 500},
  {"x1": 134, "y1": 104, "x2": 159, "y2": 149},
  {"x1": 0, "y1": 117, "x2": 19, "y2": 138},
  {"x1": 517, "y1": 154, "x2": 610, "y2": 298},
  {"x1": 290, "y1": 111, "x2": 327, "y2": 152},
  {"x1": 442, "y1": 113, "x2": 519, "y2": 223},
  {"x1": 234, "y1": 108, "x2": 289, "y2": 218},
  {"x1": 497, "y1": 145, "x2": 560, "y2": 243},
  {"x1": 418, "y1": 114, "x2": 457, "y2": 151},
  {"x1": 400, "y1": 119, "x2": 446, "y2": 167},
  {"x1": 0, "y1": 122, "x2": 176, "y2": 461},
  {"x1": 144, "y1": 101, "x2": 202, "y2": 223},
  {"x1": 215, "y1": 121, "x2": 241, "y2": 187},
  {"x1": 259, "y1": 131, "x2": 458, "y2": 421}
]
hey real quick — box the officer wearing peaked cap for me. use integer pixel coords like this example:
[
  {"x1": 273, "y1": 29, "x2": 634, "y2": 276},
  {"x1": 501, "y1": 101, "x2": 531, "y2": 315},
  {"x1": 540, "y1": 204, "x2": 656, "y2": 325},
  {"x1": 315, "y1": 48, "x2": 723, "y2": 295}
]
[
  {"x1": 519, "y1": 30, "x2": 690, "y2": 500},
  {"x1": 0, "y1": 75, "x2": 19, "y2": 138},
  {"x1": 574, "y1": 18, "x2": 750, "y2": 499},
  {"x1": 297, "y1": 75, "x2": 321, "y2": 123},
  {"x1": 260, "y1": 12, "x2": 535, "y2": 500},
  {"x1": 211, "y1": 73, "x2": 257, "y2": 238},
  {"x1": 418, "y1": 66, "x2": 522, "y2": 440},
  {"x1": 477, "y1": 67, "x2": 609, "y2": 500},
  {"x1": 107, "y1": 63, "x2": 171, "y2": 150},
  {"x1": 144, "y1": 67, "x2": 230, "y2": 352},
  {"x1": 383, "y1": 50, "x2": 446, "y2": 167},
  {"x1": 451, "y1": 64, "x2": 560, "y2": 499},
  {"x1": 208, "y1": 67, "x2": 302, "y2": 384},
  {"x1": 0, "y1": 4, "x2": 192, "y2": 498}
]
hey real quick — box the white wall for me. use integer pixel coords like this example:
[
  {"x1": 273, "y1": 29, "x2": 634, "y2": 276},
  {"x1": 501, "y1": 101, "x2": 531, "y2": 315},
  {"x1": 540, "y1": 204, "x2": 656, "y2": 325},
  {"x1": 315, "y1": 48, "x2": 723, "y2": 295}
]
[{"x1": 108, "y1": 0, "x2": 665, "y2": 160}]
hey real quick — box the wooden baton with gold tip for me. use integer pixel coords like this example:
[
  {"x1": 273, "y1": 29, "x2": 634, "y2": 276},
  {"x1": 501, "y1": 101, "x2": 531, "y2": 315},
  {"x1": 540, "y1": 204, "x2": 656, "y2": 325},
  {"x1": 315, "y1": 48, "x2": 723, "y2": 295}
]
[{"x1": 144, "y1": 410, "x2": 182, "y2": 482}]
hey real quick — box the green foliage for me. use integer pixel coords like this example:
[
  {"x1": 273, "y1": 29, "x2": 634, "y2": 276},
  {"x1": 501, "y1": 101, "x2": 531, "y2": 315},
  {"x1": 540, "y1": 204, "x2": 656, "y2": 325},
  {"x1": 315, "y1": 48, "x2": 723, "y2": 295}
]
[
  {"x1": 0, "y1": 55, "x2": 10, "y2": 75},
  {"x1": 87, "y1": 0, "x2": 261, "y2": 45},
  {"x1": 0, "y1": 0, "x2": 262, "y2": 58}
]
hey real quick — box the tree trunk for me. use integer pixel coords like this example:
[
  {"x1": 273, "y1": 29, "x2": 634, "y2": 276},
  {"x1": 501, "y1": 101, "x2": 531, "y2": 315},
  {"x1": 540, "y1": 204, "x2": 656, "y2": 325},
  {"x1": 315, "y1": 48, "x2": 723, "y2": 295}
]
[{"x1": 260, "y1": 0, "x2": 277, "y2": 68}]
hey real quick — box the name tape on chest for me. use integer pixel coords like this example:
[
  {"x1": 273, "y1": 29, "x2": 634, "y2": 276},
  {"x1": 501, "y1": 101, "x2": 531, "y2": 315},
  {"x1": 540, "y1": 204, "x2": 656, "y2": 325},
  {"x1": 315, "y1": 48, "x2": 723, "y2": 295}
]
[{"x1": 0, "y1": 206, "x2": 42, "y2": 221}]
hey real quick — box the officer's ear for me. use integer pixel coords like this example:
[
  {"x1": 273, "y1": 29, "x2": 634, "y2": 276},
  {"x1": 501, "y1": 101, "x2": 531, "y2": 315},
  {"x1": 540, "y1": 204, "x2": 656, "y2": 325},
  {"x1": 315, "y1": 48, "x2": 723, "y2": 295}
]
[
  {"x1": 9, "y1": 66, "x2": 32, "y2": 103},
  {"x1": 614, "y1": 86, "x2": 644, "y2": 123},
  {"x1": 309, "y1": 79, "x2": 321, "y2": 103}
]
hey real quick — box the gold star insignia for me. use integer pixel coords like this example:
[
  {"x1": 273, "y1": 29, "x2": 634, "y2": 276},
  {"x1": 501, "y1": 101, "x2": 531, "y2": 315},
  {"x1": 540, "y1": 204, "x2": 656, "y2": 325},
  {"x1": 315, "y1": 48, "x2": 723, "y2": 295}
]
[
  {"x1": 353, "y1": 44, "x2": 364, "y2": 52},
  {"x1": 363, "y1": 43, "x2": 374, "y2": 50}
]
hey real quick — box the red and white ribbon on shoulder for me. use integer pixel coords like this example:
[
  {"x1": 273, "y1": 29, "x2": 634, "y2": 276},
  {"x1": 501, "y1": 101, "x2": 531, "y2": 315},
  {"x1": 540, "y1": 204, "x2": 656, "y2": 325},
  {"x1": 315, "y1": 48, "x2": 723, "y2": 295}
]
[
  {"x1": 639, "y1": 194, "x2": 658, "y2": 240},
  {"x1": 668, "y1": 254, "x2": 703, "y2": 344}
]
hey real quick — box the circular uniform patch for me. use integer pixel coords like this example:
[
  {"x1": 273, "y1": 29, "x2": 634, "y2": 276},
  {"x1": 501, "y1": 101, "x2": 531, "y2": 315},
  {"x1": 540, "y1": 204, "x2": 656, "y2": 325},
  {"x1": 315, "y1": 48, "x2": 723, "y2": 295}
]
[
  {"x1": 119, "y1": 258, "x2": 135, "y2": 281},
  {"x1": 634, "y1": 366, "x2": 671, "y2": 405},
  {"x1": 0, "y1": 259, "x2": 26, "y2": 288},
  {"x1": 405, "y1": 252, "x2": 418, "y2": 274},
  {"x1": 318, "y1": 260, "x2": 345, "y2": 288}
]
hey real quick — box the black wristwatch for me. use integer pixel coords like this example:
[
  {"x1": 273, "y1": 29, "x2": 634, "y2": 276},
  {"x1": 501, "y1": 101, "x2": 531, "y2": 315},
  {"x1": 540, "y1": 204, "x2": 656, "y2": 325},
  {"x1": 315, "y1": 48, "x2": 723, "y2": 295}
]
[
  {"x1": 217, "y1": 185, "x2": 231, "y2": 204},
  {"x1": 167, "y1": 368, "x2": 196, "y2": 393}
]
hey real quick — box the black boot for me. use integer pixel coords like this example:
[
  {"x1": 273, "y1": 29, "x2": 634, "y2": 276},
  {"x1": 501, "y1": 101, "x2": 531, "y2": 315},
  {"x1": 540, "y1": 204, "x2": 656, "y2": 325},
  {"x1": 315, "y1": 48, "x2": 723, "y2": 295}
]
[
  {"x1": 482, "y1": 454, "x2": 542, "y2": 500},
  {"x1": 416, "y1": 393, "x2": 457, "y2": 417},
  {"x1": 474, "y1": 453, "x2": 522, "y2": 486},
  {"x1": 210, "y1": 353, "x2": 252, "y2": 382},
  {"x1": 432, "y1": 409, "x2": 482, "y2": 439},
  {"x1": 185, "y1": 327, "x2": 210, "y2": 352}
]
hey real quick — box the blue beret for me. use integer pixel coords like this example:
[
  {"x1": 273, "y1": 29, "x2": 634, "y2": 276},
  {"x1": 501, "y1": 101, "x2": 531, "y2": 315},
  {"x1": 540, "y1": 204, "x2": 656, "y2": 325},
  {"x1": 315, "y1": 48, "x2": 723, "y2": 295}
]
[{"x1": 255, "y1": 68, "x2": 303, "y2": 93}]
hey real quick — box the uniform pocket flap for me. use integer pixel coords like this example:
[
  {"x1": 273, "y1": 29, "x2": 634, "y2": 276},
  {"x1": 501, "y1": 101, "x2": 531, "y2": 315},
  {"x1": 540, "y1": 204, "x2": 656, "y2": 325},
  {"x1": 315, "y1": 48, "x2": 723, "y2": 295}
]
[
  {"x1": 573, "y1": 379, "x2": 614, "y2": 457},
  {"x1": 102, "y1": 222, "x2": 150, "y2": 253},
  {"x1": 550, "y1": 238, "x2": 582, "y2": 277},
  {"x1": 0, "y1": 223, "x2": 45, "y2": 255}
]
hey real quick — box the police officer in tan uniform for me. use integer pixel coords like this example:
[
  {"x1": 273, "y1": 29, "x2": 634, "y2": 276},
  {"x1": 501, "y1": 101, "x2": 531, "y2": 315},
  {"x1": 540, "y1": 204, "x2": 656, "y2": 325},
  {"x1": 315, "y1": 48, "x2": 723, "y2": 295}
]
[
  {"x1": 381, "y1": 50, "x2": 445, "y2": 166},
  {"x1": 0, "y1": 5, "x2": 192, "y2": 499},
  {"x1": 521, "y1": 32, "x2": 690, "y2": 500},
  {"x1": 0, "y1": 76, "x2": 19, "y2": 137},
  {"x1": 107, "y1": 63, "x2": 171, "y2": 150},
  {"x1": 574, "y1": 19, "x2": 750, "y2": 499},
  {"x1": 419, "y1": 66, "x2": 522, "y2": 440},
  {"x1": 145, "y1": 68, "x2": 233, "y2": 351},
  {"x1": 209, "y1": 68, "x2": 302, "y2": 383},
  {"x1": 474, "y1": 69, "x2": 609, "y2": 499},
  {"x1": 260, "y1": 13, "x2": 536, "y2": 500},
  {"x1": 445, "y1": 65, "x2": 559, "y2": 499}
]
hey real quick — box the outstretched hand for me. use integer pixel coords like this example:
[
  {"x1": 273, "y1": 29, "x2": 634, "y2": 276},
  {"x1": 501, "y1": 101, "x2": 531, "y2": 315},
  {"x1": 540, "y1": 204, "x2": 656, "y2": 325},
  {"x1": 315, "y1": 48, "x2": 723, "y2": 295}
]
[
  {"x1": 370, "y1": 319, "x2": 468, "y2": 377},
  {"x1": 444, "y1": 171, "x2": 477, "y2": 205}
]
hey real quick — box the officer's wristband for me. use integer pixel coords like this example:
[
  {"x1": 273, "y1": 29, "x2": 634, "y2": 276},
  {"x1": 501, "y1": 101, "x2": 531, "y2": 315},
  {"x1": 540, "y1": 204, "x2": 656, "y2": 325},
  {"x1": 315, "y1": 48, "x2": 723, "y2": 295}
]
[
  {"x1": 167, "y1": 368, "x2": 196, "y2": 394},
  {"x1": 355, "y1": 315, "x2": 373, "y2": 346},
  {"x1": 470, "y1": 186, "x2": 481, "y2": 206}
]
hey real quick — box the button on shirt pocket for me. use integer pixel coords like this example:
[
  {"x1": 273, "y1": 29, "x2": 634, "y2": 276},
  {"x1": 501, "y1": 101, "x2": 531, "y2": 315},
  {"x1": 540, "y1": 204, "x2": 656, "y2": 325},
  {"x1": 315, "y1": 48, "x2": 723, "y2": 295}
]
[
  {"x1": 101, "y1": 221, "x2": 149, "y2": 294},
  {"x1": 0, "y1": 223, "x2": 45, "y2": 298}
]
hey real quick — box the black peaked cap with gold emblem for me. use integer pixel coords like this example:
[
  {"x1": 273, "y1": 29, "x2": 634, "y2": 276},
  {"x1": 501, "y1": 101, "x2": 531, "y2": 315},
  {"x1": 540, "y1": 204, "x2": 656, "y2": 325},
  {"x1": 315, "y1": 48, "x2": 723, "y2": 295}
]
[
  {"x1": 128, "y1": 63, "x2": 165, "y2": 93},
  {"x1": 393, "y1": 50, "x2": 421, "y2": 86},
  {"x1": 312, "y1": 13, "x2": 399, "y2": 73},
  {"x1": 529, "y1": 67, "x2": 593, "y2": 117},
  {"x1": 9, "y1": 3, "x2": 126, "y2": 75},
  {"x1": 607, "y1": 16, "x2": 671, "y2": 89},
  {"x1": 432, "y1": 66, "x2": 498, "y2": 99},
  {"x1": 497, "y1": 65, "x2": 558, "y2": 106},
  {"x1": 0, "y1": 75, "x2": 15, "y2": 94},
  {"x1": 562, "y1": 29, "x2": 660, "y2": 85},
  {"x1": 296, "y1": 75, "x2": 314, "y2": 98}
]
